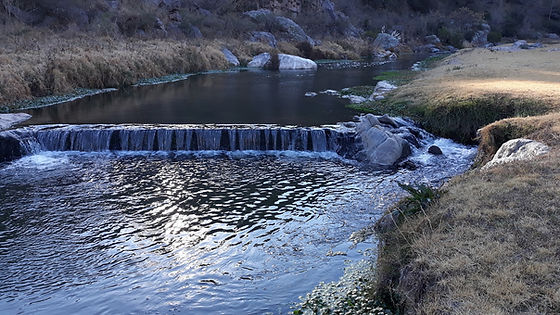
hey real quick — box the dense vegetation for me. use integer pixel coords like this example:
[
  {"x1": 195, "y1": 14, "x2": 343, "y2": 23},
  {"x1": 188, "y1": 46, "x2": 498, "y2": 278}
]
[{"x1": 1, "y1": 0, "x2": 559, "y2": 41}]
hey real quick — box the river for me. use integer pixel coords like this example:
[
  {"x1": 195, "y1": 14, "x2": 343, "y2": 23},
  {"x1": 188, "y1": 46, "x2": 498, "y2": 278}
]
[{"x1": 0, "y1": 57, "x2": 475, "y2": 314}]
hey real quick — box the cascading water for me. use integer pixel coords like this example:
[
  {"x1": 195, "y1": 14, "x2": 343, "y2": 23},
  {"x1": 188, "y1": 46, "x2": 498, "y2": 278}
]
[{"x1": 1, "y1": 124, "x2": 363, "y2": 161}]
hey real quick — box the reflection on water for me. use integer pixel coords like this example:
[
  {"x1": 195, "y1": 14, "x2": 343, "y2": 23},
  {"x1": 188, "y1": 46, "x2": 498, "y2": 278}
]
[
  {"x1": 0, "y1": 146, "x2": 474, "y2": 314},
  {"x1": 25, "y1": 58, "x2": 420, "y2": 126}
]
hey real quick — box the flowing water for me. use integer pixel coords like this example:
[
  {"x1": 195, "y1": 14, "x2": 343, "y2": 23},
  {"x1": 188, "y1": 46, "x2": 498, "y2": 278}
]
[{"x1": 1, "y1": 57, "x2": 475, "y2": 314}]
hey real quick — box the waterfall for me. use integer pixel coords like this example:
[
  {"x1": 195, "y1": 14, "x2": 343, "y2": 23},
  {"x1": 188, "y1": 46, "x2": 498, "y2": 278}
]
[{"x1": 7, "y1": 125, "x2": 359, "y2": 158}]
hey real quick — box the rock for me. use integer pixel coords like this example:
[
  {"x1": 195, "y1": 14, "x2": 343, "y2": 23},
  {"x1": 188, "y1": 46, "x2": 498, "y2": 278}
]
[
  {"x1": 369, "y1": 81, "x2": 397, "y2": 101},
  {"x1": 373, "y1": 33, "x2": 400, "y2": 50},
  {"x1": 243, "y1": 9, "x2": 273, "y2": 21},
  {"x1": 341, "y1": 95, "x2": 367, "y2": 104},
  {"x1": 305, "y1": 92, "x2": 318, "y2": 97},
  {"x1": 244, "y1": 9, "x2": 315, "y2": 45},
  {"x1": 356, "y1": 114, "x2": 380, "y2": 134},
  {"x1": 513, "y1": 40, "x2": 528, "y2": 49},
  {"x1": 248, "y1": 53, "x2": 317, "y2": 70},
  {"x1": 374, "y1": 210, "x2": 402, "y2": 234},
  {"x1": 547, "y1": 33, "x2": 560, "y2": 40},
  {"x1": 247, "y1": 53, "x2": 271, "y2": 68},
  {"x1": 0, "y1": 113, "x2": 32, "y2": 130},
  {"x1": 249, "y1": 31, "x2": 278, "y2": 48},
  {"x1": 483, "y1": 138, "x2": 549, "y2": 169},
  {"x1": 278, "y1": 54, "x2": 317, "y2": 70},
  {"x1": 320, "y1": 89, "x2": 340, "y2": 96},
  {"x1": 425, "y1": 35, "x2": 441, "y2": 45},
  {"x1": 355, "y1": 115, "x2": 410, "y2": 166},
  {"x1": 471, "y1": 30, "x2": 489, "y2": 47},
  {"x1": 221, "y1": 48, "x2": 240, "y2": 67},
  {"x1": 373, "y1": 49, "x2": 397, "y2": 59},
  {"x1": 378, "y1": 114, "x2": 399, "y2": 128},
  {"x1": 0, "y1": 131, "x2": 25, "y2": 162},
  {"x1": 275, "y1": 16, "x2": 315, "y2": 44},
  {"x1": 428, "y1": 145, "x2": 443, "y2": 155}
]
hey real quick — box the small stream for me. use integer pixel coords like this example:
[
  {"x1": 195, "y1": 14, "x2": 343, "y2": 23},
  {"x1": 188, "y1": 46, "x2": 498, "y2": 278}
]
[{"x1": 0, "y1": 57, "x2": 475, "y2": 314}]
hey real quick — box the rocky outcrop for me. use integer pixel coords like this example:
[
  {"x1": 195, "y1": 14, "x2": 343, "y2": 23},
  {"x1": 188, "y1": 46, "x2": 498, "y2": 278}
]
[
  {"x1": 0, "y1": 113, "x2": 32, "y2": 131},
  {"x1": 483, "y1": 138, "x2": 549, "y2": 169},
  {"x1": 243, "y1": 9, "x2": 315, "y2": 44},
  {"x1": 249, "y1": 31, "x2": 278, "y2": 47},
  {"x1": 247, "y1": 53, "x2": 317, "y2": 70},
  {"x1": 355, "y1": 114, "x2": 411, "y2": 166},
  {"x1": 471, "y1": 24, "x2": 491, "y2": 47},
  {"x1": 373, "y1": 33, "x2": 400, "y2": 50},
  {"x1": 222, "y1": 48, "x2": 240, "y2": 66},
  {"x1": 490, "y1": 40, "x2": 544, "y2": 52}
]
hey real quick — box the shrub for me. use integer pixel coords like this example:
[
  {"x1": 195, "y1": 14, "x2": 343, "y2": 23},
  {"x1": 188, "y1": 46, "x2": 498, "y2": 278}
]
[{"x1": 487, "y1": 31, "x2": 502, "y2": 43}]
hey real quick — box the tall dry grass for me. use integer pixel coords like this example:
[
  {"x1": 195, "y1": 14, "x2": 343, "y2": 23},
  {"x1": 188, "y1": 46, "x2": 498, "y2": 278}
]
[
  {"x1": 374, "y1": 44, "x2": 560, "y2": 314},
  {"x1": 0, "y1": 25, "x2": 232, "y2": 108}
]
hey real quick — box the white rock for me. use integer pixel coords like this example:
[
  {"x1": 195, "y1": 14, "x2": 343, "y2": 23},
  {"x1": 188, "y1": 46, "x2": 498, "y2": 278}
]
[
  {"x1": 221, "y1": 48, "x2": 240, "y2": 66},
  {"x1": 0, "y1": 113, "x2": 32, "y2": 130},
  {"x1": 247, "y1": 53, "x2": 318, "y2": 70},
  {"x1": 368, "y1": 80, "x2": 397, "y2": 101},
  {"x1": 320, "y1": 89, "x2": 340, "y2": 96},
  {"x1": 278, "y1": 54, "x2": 317, "y2": 70},
  {"x1": 305, "y1": 92, "x2": 318, "y2": 97},
  {"x1": 341, "y1": 95, "x2": 367, "y2": 104},
  {"x1": 247, "y1": 53, "x2": 271, "y2": 68},
  {"x1": 483, "y1": 138, "x2": 550, "y2": 169}
]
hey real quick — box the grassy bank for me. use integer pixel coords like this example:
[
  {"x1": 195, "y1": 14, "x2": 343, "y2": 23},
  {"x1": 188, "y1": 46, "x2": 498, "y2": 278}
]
[
  {"x1": 0, "y1": 24, "x2": 371, "y2": 112},
  {"x1": 368, "y1": 45, "x2": 560, "y2": 313}
]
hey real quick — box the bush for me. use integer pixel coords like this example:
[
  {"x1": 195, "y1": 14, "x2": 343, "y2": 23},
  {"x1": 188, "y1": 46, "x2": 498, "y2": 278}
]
[
  {"x1": 437, "y1": 26, "x2": 464, "y2": 48},
  {"x1": 487, "y1": 31, "x2": 502, "y2": 43}
]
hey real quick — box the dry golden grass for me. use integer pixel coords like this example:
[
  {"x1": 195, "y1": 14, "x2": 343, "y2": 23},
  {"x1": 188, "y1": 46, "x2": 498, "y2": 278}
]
[
  {"x1": 0, "y1": 28, "x2": 233, "y2": 107},
  {"x1": 379, "y1": 149, "x2": 560, "y2": 314},
  {"x1": 394, "y1": 45, "x2": 560, "y2": 106},
  {"x1": 376, "y1": 45, "x2": 560, "y2": 314}
]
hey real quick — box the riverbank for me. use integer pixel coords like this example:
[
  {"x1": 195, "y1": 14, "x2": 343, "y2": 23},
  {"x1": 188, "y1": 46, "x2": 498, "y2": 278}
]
[
  {"x1": 0, "y1": 26, "x2": 372, "y2": 112},
  {"x1": 366, "y1": 45, "x2": 560, "y2": 313}
]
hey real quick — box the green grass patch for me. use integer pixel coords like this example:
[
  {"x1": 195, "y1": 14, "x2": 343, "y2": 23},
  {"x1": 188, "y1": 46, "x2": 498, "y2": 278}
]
[
  {"x1": 373, "y1": 70, "x2": 416, "y2": 85},
  {"x1": 418, "y1": 54, "x2": 450, "y2": 69},
  {"x1": 340, "y1": 85, "x2": 375, "y2": 98},
  {"x1": 348, "y1": 94, "x2": 551, "y2": 144}
]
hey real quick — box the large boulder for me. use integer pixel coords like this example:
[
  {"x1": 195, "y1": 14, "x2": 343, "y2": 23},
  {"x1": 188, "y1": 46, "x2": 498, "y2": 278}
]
[
  {"x1": 373, "y1": 33, "x2": 400, "y2": 50},
  {"x1": 243, "y1": 9, "x2": 315, "y2": 45},
  {"x1": 278, "y1": 54, "x2": 317, "y2": 70},
  {"x1": 249, "y1": 31, "x2": 278, "y2": 47},
  {"x1": 355, "y1": 114, "x2": 410, "y2": 166},
  {"x1": 483, "y1": 138, "x2": 550, "y2": 169},
  {"x1": 247, "y1": 53, "x2": 317, "y2": 70},
  {"x1": 0, "y1": 113, "x2": 32, "y2": 131},
  {"x1": 275, "y1": 16, "x2": 315, "y2": 44}
]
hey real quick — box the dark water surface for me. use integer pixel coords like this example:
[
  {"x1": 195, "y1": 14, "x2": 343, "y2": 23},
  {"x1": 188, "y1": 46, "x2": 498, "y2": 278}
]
[{"x1": 25, "y1": 58, "x2": 420, "y2": 126}]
